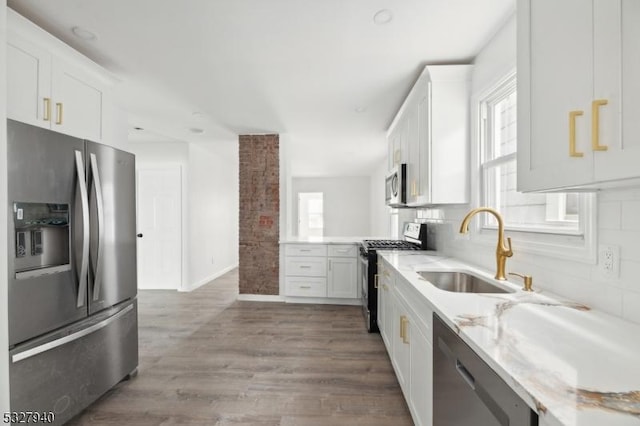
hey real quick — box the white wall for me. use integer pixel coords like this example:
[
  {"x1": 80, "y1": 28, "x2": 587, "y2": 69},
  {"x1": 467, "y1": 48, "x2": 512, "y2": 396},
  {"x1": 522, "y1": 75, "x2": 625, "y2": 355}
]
[
  {"x1": 370, "y1": 158, "x2": 391, "y2": 237},
  {"x1": 128, "y1": 141, "x2": 189, "y2": 164},
  {"x1": 291, "y1": 176, "x2": 371, "y2": 237},
  {"x1": 187, "y1": 141, "x2": 239, "y2": 290},
  {"x1": 128, "y1": 140, "x2": 239, "y2": 292},
  {"x1": 0, "y1": 0, "x2": 10, "y2": 413},
  {"x1": 418, "y1": 14, "x2": 640, "y2": 325}
]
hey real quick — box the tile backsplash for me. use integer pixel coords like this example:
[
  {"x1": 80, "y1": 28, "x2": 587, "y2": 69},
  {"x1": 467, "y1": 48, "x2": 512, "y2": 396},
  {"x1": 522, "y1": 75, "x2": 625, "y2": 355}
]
[{"x1": 416, "y1": 187, "x2": 640, "y2": 325}]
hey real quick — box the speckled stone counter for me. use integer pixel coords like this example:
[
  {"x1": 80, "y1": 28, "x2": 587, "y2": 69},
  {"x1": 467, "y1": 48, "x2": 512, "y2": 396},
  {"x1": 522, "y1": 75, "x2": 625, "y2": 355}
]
[
  {"x1": 379, "y1": 251, "x2": 640, "y2": 426},
  {"x1": 279, "y1": 236, "x2": 385, "y2": 244}
]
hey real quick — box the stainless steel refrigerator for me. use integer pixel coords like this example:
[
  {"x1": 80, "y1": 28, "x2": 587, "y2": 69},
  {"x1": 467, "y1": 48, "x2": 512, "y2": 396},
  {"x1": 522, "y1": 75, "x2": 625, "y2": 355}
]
[{"x1": 7, "y1": 119, "x2": 138, "y2": 425}]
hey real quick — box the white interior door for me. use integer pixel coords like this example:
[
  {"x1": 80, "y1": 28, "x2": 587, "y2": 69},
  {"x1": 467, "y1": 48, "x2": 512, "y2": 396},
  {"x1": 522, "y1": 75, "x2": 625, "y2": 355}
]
[{"x1": 136, "y1": 166, "x2": 182, "y2": 290}]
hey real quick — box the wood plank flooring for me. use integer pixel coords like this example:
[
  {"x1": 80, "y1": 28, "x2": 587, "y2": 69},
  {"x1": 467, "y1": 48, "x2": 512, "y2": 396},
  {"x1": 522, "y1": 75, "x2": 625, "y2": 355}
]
[{"x1": 67, "y1": 269, "x2": 413, "y2": 425}]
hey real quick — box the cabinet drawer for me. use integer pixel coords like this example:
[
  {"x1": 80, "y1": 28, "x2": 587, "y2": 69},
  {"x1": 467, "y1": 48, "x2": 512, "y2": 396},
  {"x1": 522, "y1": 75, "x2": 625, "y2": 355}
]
[
  {"x1": 285, "y1": 277, "x2": 327, "y2": 297},
  {"x1": 328, "y1": 244, "x2": 357, "y2": 257},
  {"x1": 285, "y1": 244, "x2": 327, "y2": 257},
  {"x1": 285, "y1": 257, "x2": 327, "y2": 277}
]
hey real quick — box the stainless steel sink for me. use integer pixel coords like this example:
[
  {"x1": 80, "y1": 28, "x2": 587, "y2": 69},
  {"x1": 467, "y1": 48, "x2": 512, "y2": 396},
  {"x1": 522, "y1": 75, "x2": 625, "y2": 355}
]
[{"x1": 417, "y1": 271, "x2": 515, "y2": 294}]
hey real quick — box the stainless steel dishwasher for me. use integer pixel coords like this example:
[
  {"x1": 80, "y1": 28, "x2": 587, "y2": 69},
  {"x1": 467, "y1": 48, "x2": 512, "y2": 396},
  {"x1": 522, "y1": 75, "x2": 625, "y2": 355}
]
[{"x1": 433, "y1": 314, "x2": 538, "y2": 426}]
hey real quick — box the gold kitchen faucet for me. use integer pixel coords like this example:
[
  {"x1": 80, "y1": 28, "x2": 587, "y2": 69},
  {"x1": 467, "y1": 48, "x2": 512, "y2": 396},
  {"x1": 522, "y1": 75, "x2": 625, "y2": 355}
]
[{"x1": 459, "y1": 207, "x2": 513, "y2": 280}]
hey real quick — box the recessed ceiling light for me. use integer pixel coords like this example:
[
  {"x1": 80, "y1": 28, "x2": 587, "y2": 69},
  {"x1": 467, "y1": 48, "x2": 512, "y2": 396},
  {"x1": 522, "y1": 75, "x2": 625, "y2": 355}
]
[
  {"x1": 355, "y1": 106, "x2": 367, "y2": 113},
  {"x1": 71, "y1": 26, "x2": 97, "y2": 41},
  {"x1": 189, "y1": 127, "x2": 205, "y2": 135},
  {"x1": 373, "y1": 9, "x2": 393, "y2": 25}
]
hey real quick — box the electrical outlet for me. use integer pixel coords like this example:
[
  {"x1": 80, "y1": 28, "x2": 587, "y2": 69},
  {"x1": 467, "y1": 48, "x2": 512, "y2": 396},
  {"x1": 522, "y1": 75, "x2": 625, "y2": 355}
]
[{"x1": 598, "y1": 245, "x2": 620, "y2": 277}]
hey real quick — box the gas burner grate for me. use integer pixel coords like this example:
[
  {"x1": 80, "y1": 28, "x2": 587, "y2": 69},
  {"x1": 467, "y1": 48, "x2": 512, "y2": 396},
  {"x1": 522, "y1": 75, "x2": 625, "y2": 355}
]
[{"x1": 362, "y1": 240, "x2": 421, "y2": 251}]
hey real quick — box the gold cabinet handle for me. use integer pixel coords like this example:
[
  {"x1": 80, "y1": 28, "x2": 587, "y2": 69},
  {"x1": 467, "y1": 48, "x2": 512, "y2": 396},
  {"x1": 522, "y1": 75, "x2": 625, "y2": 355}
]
[
  {"x1": 401, "y1": 317, "x2": 409, "y2": 344},
  {"x1": 43, "y1": 98, "x2": 51, "y2": 122},
  {"x1": 569, "y1": 110, "x2": 584, "y2": 157},
  {"x1": 394, "y1": 149, "x2": 401, "y2": 164},
  {"x1": 399, "y1": 315, "x2": 404, "y2": 339},
  {"x1": 374, "y1": 274, "x2": 379, "y2": 289},
  {"x1": 592, "y1": 99, "x2": 608, "y2": 151},
  {"x1": 55, "y1": 102, "x2": 63, "y2": 125},
  {"x1": 382, "y1": 283, "x2": 388, "y2": 291}
]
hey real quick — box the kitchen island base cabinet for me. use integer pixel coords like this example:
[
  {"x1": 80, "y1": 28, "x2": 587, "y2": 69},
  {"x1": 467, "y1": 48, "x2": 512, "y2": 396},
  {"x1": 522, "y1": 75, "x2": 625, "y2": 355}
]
[
  {"x1": 283, "y1": 243, "x2": 359, "y2": 305},
  {"x1": 285, "y1": 277, "x2": 327, "y2": 298},
  {"x1": 327, "y1": 257, "x2": 357, "y2": 298}
]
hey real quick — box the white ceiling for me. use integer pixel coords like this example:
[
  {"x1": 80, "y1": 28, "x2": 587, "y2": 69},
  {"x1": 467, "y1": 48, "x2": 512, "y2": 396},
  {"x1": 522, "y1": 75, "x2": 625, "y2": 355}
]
[{"x1": 7, "y1": 0, "x2": 515, "y2": 176}]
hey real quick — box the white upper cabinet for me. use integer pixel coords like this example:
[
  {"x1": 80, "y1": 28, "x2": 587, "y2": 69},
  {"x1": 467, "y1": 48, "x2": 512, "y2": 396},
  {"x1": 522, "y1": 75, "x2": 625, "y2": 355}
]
[
  {"x1": 7, "y1": 34, "x2": 52, "y2": 129},
  {"x1": 599, "y1": 0, "x2": 640, "y2": 183},
  {"x1": 51, "y1": 58, "x2": 104, "y2": 142},
  {"x1": 387, "y1": 65, "x2": 472, "y2": 206},
  {"x1": 518, "y1": 0, "x2": 640, "y2": 191},
  {"x1": 7, "y1": 10, "x2": 110, "y2": 142}
]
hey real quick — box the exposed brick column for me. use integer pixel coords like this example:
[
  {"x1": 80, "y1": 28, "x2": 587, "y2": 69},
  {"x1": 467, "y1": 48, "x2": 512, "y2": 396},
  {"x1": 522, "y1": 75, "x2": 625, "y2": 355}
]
[{"x1": 238, "y1": 134, "x2": 280, "y2": 295}]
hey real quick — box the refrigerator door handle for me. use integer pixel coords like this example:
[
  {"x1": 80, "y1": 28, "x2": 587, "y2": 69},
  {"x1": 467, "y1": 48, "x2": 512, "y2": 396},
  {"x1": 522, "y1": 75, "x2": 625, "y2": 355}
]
[
  {"x1": 75, "y1": 150, "x2": 89, "y2": 308},
  {"x1": 89, "y1": 153, "x2": 105, "y2": 301},
  {"x1": 11, "y1": 303, "x2": 134, "y2": 363}
]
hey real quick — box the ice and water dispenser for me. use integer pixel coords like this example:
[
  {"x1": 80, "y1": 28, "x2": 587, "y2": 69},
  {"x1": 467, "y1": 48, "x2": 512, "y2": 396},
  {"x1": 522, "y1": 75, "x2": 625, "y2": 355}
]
[{"x1": 13, "y1": 202, "x2": 70, "y2": 279}]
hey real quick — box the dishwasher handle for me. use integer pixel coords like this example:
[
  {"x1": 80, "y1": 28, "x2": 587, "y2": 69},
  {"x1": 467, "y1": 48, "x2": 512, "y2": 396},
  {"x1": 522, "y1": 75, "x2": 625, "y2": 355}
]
[{"x1": 456, "y1": 359, "x2": 476, "y2": 390}]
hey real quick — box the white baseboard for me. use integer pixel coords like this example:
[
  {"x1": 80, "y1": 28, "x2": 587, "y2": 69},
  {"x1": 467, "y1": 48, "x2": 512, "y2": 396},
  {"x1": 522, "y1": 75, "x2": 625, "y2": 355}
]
[
  {"x1": 236, "y1": 294, "x2": 285, "y2": 302},
  {"x1": 180, "y1": 263, "x2": 238, "y2": 292}
]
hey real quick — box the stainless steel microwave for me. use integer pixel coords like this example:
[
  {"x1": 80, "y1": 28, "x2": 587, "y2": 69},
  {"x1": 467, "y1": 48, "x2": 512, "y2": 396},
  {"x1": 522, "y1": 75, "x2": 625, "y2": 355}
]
[{"x1": 385, "y1": 163, "x2": 407, "y2": 207}]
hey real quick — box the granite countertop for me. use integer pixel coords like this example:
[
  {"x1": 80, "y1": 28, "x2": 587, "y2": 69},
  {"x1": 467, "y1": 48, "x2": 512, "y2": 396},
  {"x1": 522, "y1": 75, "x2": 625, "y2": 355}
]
[
  {"x1": 379, "y1": 251, "x2": 640, "y2": 426},
  {"x1": 280, "y1": 236, "x2": 385, "y2": 244}
]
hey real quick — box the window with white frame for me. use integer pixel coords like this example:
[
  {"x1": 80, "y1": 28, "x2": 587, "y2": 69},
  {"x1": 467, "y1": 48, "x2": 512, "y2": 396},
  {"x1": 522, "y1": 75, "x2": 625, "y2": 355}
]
[
  {"x1": 298, "y1": 192, "x2": 324, "y2": 238},
  {"x1": 479, "y1": 75, "x2": 589, "y2": 237}
]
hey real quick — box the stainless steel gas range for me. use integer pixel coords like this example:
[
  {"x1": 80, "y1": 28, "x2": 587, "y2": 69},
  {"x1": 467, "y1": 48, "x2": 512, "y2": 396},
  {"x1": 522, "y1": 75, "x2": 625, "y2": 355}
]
[{"x1": 359, "y1": 223, "x2": 429, "y2": 332}]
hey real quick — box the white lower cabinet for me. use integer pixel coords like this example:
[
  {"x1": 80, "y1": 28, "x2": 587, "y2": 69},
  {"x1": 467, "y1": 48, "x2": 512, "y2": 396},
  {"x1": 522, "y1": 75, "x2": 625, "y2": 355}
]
[
  {"x1": 284, "y1": 256, "x2": 327, "y2": 277},
  {"x1": 379, "y1": 256, "x2": 433, "y2": 426},
  {"x1": 327, "y1": 257, "x2": 357, "y2": 298},
  {"x1": 284, "y1": 243, "x2": 358, "y2": 302},
  {"x1": 285, "y1": 276, "x2": 327, "y2": 298},
  {"x1": 392, "y1": 293, "x2": 411, "y2": 393},
  {"x1": 377, "y1": 260, "x2": 394, "y2": 349},
  {"x1": 409, "y1": 320, "x2": 433, "y2": 426}
]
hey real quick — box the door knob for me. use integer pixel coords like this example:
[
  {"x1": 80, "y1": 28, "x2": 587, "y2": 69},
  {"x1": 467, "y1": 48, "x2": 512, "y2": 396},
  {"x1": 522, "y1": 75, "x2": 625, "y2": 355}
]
[{"x1": 136, "y1": 233, "x2": 143, "y2": 238}]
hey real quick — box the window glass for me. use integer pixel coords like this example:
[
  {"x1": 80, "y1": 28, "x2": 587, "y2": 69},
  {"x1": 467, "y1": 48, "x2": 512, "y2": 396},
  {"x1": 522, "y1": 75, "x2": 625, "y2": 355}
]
[{"x1": 298, "y1": 192, "x2": 323, "y2": 237}]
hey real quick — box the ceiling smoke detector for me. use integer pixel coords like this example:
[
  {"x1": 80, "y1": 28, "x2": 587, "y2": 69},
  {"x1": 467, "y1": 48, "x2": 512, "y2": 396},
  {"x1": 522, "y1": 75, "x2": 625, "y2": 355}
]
[
  {"x1": 373, "y1": 9, "x2": 393, "y2": 25},
  {"x1": 71, "y1": 26, "x2": 97, "y2": 41}
]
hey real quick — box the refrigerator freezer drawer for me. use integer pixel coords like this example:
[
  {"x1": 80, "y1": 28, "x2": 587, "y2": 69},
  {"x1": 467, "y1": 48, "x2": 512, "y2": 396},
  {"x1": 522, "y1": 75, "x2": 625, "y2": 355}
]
[{"x1": 9, "y1": 300, "x2": 138, "y2": 426}]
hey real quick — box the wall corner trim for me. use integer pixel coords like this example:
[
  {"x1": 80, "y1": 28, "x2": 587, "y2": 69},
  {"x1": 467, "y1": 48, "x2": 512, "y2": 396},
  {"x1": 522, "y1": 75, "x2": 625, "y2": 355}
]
[{"x1": 181, "y1": 264, "x2": 239, "y2": 292}]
